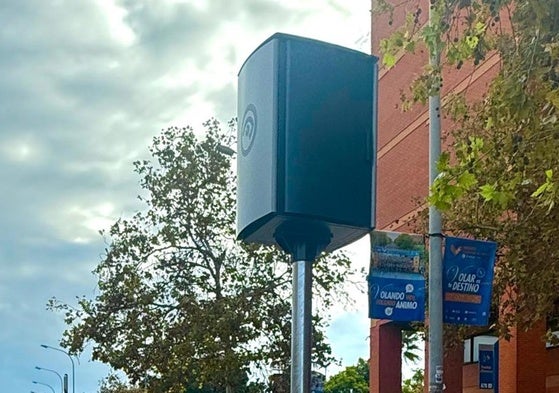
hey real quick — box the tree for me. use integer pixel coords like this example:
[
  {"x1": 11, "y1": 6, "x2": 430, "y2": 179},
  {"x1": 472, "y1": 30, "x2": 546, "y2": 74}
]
[
  {"x1": 401, "y1": 331, "x2": 424, "y2": 392},
  {"x1": 50, "y1": 119, "x2": 352, "y2": 393},
  {"x1": 354, "y1": 358, "x2": 369, "y2": 388},
  {"x1": 324, "y1": 358, "x2": 369, "y2": 393},
  {"x1": 98, "y1": 373, "x2": 146, "y2": 393},
  {"x1": 428, "y1": 0, "x2": 559, "y2": 338},
  {"x1": 97, "y1": 373, "x2": 265, "y2": 393},
  {"x1": 370, "y1": 231, "x2": 392, "y2": 247},
  {"x1": 393, "y1": 234, "x2": 417, "y2": 250},
  {"x1": 377, "y1": 0, "x2": 559, "y2": 339},
  {"x1": 402, "y1": 369, "x2": 424, "y2": 393},
  {"x1": 402, "y1": 330, "x2": 423, "y2": 364}
]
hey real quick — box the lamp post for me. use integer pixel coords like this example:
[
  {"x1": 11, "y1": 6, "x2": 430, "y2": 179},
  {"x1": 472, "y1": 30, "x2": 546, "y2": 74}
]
[
  {"x1": 40, "y1": 344, "x2": 75, "y2": 393},
  {"x1": 428, "y1": 2, "x2": 444, "y2": 393},
  {"x1": 32, "y1": 381, "x2": 55, "y2": 393},
  {"x1": 35, "y1": 366, "x2": 63, "y2": 393}
]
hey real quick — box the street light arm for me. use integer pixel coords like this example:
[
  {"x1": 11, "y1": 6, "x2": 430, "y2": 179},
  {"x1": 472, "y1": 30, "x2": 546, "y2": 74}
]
[
  {"x1": 35, "y1": 366, "x2": 64, "y2": 393},
  {"x1": 40, "y1": 345, "x2": 79, "y2": 364},
  {"x1": 32, "y1": 380, "x2": 56, "y2": 393},
  {"x1": 40, "y1": 345, "x2": 76, "y2": 393}
]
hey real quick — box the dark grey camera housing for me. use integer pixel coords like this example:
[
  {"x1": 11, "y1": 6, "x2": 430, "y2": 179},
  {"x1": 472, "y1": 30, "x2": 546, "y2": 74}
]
[{"x1": 237, "y1": 33, "x2": 378, "y2": 255}]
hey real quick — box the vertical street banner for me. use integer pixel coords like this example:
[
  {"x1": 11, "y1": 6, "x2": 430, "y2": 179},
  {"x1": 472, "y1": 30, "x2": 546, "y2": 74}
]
[
  {"x1": 443, "y1": 237, "x2": 498, "y2": 326},
  {"x1": 368, "y1": 231, "x2": 426, "y2": 322}
]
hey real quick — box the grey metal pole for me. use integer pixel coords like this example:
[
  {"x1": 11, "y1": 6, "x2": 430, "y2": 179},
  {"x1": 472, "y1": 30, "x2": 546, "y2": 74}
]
[
  {"x1": 291, "y1": 259, "x2": 312, "y2": 393},
  {"x1": 428, "y1": 1, "x2": 444, "y2": 392}
]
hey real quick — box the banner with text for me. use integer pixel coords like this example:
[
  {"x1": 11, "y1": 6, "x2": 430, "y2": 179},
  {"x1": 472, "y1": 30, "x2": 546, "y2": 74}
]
[
  {"x1": 479, "y1": 343, "x2": 498, "y2": 390},
  {"x1": 368, "y1": 271, "x2": 425, "y2": 321},
  {"x1": 369, "y1": 231, "x2": 425, "y2": 322},
  {"x1": 443, "y1": 237, "x2": 497, "y2": 326}
]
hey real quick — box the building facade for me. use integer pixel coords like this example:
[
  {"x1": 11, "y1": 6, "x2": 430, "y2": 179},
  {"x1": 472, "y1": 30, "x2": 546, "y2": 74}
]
[{"x1": 368, "y1": 0, "x2": 559, "y2": 392}]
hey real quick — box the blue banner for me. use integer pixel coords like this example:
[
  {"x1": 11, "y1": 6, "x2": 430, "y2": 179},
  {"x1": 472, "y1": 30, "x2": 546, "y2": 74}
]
[
  {"x1": 443, "y1": 237, "x2": 497, "y2": 326},
  {"x1": 368, "y1": 271, "x2": 425, "y2": 321}
]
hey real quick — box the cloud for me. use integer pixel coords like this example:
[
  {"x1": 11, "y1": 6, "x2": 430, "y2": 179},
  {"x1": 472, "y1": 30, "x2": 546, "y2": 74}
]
[{"x1": 0, "y1": 1, "x2": 372, "y2": 391}]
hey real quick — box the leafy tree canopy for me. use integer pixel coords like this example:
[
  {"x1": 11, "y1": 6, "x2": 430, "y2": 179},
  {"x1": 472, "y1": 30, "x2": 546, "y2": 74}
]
[
  {"x1": 98, "y1": 373, "x2": 149, "y2": 393},
  {"x1": 402, "y1": 330, "x2": 423, "y2": 364},
  {"x1": 377, "y1": 0, "x2": 559, "y2": 340},
  {"x1": 393, "y1": 234, "x2": 417, "y2": 250},
  {"x1": 402, "y1": 369, "x2": 424, "y2": 393},
  {"x1": 324, "y1": 358, "x2": 369, "y2": 393},
  {"x1": 371, "y1": 231, "x2": 392, "y2": 247},
  {"x1": 50, "y1": 120, "x2": 354, "y2": 393}
]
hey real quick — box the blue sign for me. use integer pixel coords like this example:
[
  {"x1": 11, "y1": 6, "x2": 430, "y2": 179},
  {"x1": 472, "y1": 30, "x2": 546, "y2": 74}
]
[
  {"x1": 443, "y1": 237, "x2": 497, "y2": 326},
  {"x1": 479, "y1": 343, "x2": 498, "y2": 389},
  {"x1": 368, "y1": 271, "x2": 425, "y2": 321}
]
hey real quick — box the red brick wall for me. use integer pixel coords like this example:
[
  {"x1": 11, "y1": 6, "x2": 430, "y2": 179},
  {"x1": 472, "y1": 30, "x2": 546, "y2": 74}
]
[
  {"x1": 370, "y1": 1, "x2": 557, "y2": 393},
  {"x1": 498, "y1": 322, "x2": 547, "y2": 393},
  {"x1": 424, "y1": 339, "x2": 463, "y2": 393},
  {"x1": 370, "y1": 320, "x2": 402, "y2": 393},
  {"x1": 547, "y1": 348, "x2": 559, "y2": 393},
  {"x1": 462, "y1": 363, "x2": 482, "y2": 393},
  {"x1": 444, "y1": 346, "x2": 464, "y2": 393},
  {"x1": 373, "y1": 32, "x2": 500, "y2": 231}
]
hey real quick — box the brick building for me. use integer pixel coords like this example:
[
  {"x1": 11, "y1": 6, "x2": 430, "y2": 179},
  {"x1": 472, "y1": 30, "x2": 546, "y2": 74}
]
[{"x1": 368, "y1": 1, "x2": 559, "y2": 392}]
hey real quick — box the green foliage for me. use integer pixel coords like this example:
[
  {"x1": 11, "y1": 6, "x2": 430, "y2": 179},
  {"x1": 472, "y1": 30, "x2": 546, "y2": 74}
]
[
  {"x1": 97, "y1": 373, "x2": 266, "y2": 393},
  {"x1": 376, "y1": 0, "x2": 512, "y2": 106},
  {"x1": 393, "y1": 234, "x2": 418, "y2": 250},
  {"x1": 99, "y1": 373, "x2": 147, "y2": 393},
  {"x1": 424, "y1": 0, "x2": 559, "y2": 338},
  {"x1": 354, "y1": 358, "x2": 370, "y2": 386},
  {"x1": 531, "y1": 169, "x2": 557, "y2": 212},
  {"x1": 371, "y1": 231, "x2": 392, "y2": 247},
  {"x1": 377, "y1": 0, "x2": 559, "y2": 342},
  {"x1": 402, "y1": 369, "x2": 424, "y2": 393},
  {"x1": 99, "y1": 374, "x2": 147, "y2": 393},
  {"x1": 49, "y1": 119, "x2": 353, "y2": 393},
  {"x1": 402, "y1": 330, "x2": 423, "y2": 364},
  {"x1": 324, "y1": 359, "x2": 369, "y2": 393}
]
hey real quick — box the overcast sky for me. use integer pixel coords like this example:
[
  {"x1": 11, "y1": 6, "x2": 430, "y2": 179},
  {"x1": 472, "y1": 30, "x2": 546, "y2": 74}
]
[{"x1": 0, "y1": 1, "x2": 373, "y2": 392}]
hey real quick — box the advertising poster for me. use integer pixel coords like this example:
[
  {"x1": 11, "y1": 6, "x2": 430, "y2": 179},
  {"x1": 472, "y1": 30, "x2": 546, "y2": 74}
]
[
  {"x1": 368, "y1": 271, "x2": 425, "y2": 321},
  {"x1": 368, "y1": 231, "x2": 425, "y2": 322},
  {"x1": 443, "y1": 237, "x2": 498, "y2": 326},
  {"x1": 479, "y1": 343, "x2": 498, "y2": 389}
]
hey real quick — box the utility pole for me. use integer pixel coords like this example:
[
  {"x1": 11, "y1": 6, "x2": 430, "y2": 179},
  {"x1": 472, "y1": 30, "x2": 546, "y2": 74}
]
[{"x1": 428, "y1": 0, "x2": 444, "y2": 392}]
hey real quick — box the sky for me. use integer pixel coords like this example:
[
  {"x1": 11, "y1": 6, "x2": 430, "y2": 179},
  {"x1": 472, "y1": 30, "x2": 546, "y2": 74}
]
[{"x1": 0, "y1": 1, "x2": 374, "y2": 392}]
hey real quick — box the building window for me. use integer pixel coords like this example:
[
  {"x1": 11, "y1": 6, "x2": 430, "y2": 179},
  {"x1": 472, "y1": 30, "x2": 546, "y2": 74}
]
[
  {"x1": 463, "y1": 335, "x2": 498, "y2": 363},
  {"x1": 547, "y1": 299, "x2": 559, "y2": 348},
  {"x1": 464, "y1": 338, "x2": 472, "y2": 363}
]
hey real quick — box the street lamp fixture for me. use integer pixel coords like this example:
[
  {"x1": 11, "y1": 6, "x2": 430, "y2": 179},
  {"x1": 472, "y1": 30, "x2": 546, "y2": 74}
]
[
  {"x1": 216, "y1": 144, "x2": 236, "y2": 156},
  {"x1": 32, "y1": 381, "x2": 55, "y2": 393},
  {"x1": 35, "y1": 366, "x2": 63, "y2": 393},
  {"x1": 40, "y1": 344, "x2": 75, "y2": 393}
]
